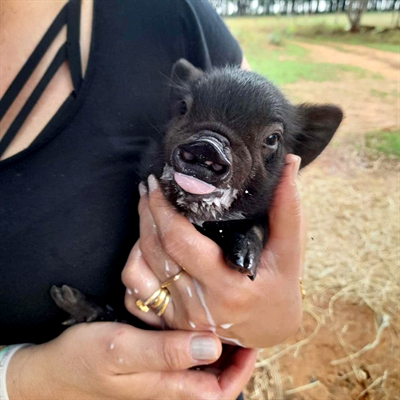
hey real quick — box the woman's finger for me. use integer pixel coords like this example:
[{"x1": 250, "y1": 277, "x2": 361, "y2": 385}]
[
  {"x1": 218, "y1": 347, "x2": 257, "y2": 398},
  {"x1": 117, "y1": 370, "x2": 222, "y2": 400},
  {"x1": 120, "y1": 362, "x2": 256, "y2": 400},
  {"x1": 135, "y1": 193, "x2": 214, "y2": 328},
  {"x1": 146, "y1": 175, "x2": 241, "y2": 285},
  {"x1": 269, "y1": 154, "x2": 302, "y2": 241},
  {"x1": 122, "y1": 242, "x2": 170, "y2": 325},
  {"x1": 125, "y1": 199, "x2": 219, "y2": 330},
  {"x1": 138, "y1": 191, "x2": 181, "y2": 281},
  {"x1": 101, "y1": 324, "x2": 222, "y2": 374},
  {"x1": 266, "y1": 154, "x2": 304, "y2": 274},
  {"x1": 121, "y1": 242, "x2": 160, "y2": 300}
]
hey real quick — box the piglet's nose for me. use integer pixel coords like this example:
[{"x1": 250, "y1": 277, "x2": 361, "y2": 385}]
[
  {"x1": 178, "y1": 138, "x2": 231, "y2": 172},
  {"x1": 172, "y1": 134, "x2": 232, "y2": 185}
]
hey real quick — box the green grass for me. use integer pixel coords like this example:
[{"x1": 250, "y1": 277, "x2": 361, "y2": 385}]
[
  {"x1": 249, "y1": 55, "x2": 367, "y2": 85},
  {"x1": 226, "y1": 19, "x2": 371, "y2": 84},
  {"x1": 226, "y1": 13, "x2": 400, "y2": 60},
  {"x1": 297, "y1": 28, "x2": 400, "y2": 53},
  {"x1": 365, "y1": 43, "x2": 400, "y2": 53},
  {"x1": 370, "y1": 88, "x2": 400, "y2": 99},
  {"x1": 365, "y1": 131, "x2": 400, "y2": 158},
  {"x1": 370, "y1": 89, "x2": 389, "y2": 99},
  {"x1": 225, "y1": 12, "x2": 399, "y2": 36}
]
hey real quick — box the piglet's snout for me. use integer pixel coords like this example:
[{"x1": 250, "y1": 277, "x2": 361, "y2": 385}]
[{"x1": 172, "y1": 131, "x2": 232, "y2": 185}]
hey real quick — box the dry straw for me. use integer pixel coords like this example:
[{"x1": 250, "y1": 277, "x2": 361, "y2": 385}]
[{"x1": 246, "y1": 150, "x2": 399, "y2": 400}]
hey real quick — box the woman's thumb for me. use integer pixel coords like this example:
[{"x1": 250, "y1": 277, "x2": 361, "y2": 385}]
[{"x1": 268, "y1": 154, "x2": 302, "y2": 243}]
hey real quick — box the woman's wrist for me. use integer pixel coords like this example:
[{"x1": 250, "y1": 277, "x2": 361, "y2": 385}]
[{"x1": 0, "y1": 344, "x2": 33, "y2": 400}]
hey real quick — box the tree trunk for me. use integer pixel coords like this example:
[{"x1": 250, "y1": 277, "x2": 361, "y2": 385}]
[
  {"x1": 266, "y1": 0, "x2": 272, "y2": 15},
  {"x1": 346, "y1": 0, "x2": 368, "y2": 32},
  {"x1": 394, "y1": 10, "x2": 400, "y2": 28},
  {"x1": 237, "y1": 0, "x2": 247, "y2": 15},
  {"x1": 222, "y1": 0, "x2": 229, "y2": 16},
  {"x1": 291, "y1": 0, "x2": 296, "y2": 14}
]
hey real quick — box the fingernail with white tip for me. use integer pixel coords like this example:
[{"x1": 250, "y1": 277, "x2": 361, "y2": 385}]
[
  {"x1": 139, "y1": 182, "x2": 147, "y2": 197},
  {"x1": 291, "y1": 156, "x2": 301, "y2": 184},
  {"x1": 148, "y1": 175, "x2": 159, "y2": 192}
]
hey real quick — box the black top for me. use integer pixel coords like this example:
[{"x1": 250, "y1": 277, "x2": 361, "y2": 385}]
[{"x1": 0, "y1": 0, "x2": 242, "y2": 344}]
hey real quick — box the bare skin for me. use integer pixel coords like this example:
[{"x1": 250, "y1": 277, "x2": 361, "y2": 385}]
[{"x1": 0, "y1": 0, "x2": 92, "y2": 160}]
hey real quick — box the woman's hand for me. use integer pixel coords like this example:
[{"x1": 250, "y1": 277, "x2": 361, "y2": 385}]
[
  {"x1": 122, "y1": 154, "x2": 304, "y2": 349},
  {"x1": 7, "y1": 322, "x2": 256, "y2": 400}
]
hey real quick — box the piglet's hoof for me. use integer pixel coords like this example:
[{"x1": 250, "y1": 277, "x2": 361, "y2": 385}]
[
  {"x1": 225, "y1": 230, "x2": 263, "y2": 280},
  {"x1": 50, "y1": 285, "x2": 104, "y2": 325}
]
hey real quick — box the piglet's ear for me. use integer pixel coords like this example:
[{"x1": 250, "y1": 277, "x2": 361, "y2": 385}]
[
  {"x1": 293, "y1": 104, "x2": 343, "y2": 169},
  {"x1": 171, "y1": 59, "x2": 204, "y2": 85},
  {"x1": 170, "y1": 59, "x2": 204, "y2": 118}
]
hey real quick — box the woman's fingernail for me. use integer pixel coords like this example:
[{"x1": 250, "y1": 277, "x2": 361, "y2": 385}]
[
  {"x1": 191, "y1": 337, "x2": 219, "y2": 361},
  {"x1": 139, "y1": 182, "x2": 147, "y2": 197},
  {"x1": 286, "y1": 153, "x2": 298, "y2": 164},
  {"x1": 148, "y1": 175, "x2": 159, "y2": 193},
  {"x1": 291, "y1": 156, "x2": 301, "y2": 184}
]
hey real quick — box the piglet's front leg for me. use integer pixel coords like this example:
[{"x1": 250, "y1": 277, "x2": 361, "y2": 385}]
[
  {"x1": 199, "y1": 219, "x2": 268, "y2": 280},
  {"x1": 225, "y1": 223, "x2": 267, "y2": 280}
]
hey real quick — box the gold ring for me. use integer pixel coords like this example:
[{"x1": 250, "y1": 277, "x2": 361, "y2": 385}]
[
  {"x1": 156, "y1": 293, "x2": 170, "y2": 316},
  {"x1": 161, "y1": 270, "x2": 184, "y2": 288},
  {"x1": 299, "y1": 277, "x2": 306, "y2": 300},
  {"x1": 136, "y1": 288, "x2": 162, "y2": 312},
  {"x1": 135, "y1": 271, "x2": 183, "y2": 316},
  {"x1": 136, "y1": 287, "x2": 171, "y2": 316},
  {"x1": 151, "y1": 289, "x2": 168, "y2": 308}
]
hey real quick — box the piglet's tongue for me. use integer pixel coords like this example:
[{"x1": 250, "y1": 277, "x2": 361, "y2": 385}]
[{"x1": 174, "y1": 172, "x2": 216, "y2": 195}]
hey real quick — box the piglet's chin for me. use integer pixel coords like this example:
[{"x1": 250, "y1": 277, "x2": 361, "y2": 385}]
[{"x1": 174, "y1": 172, "x2": 217, "y2": 195}]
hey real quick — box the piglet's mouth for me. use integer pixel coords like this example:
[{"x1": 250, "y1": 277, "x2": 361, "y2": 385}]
[
  {"x1": 173, "y1": 172, "x2": 217, "y2": 195},
  {"x1": 160, "y1": 164, "x2": 241, "y2": 224}
]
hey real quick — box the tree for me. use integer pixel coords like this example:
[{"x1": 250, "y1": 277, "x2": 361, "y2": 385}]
[
  {"x1": 237, "y1": 0, "x2": 251, "y2": 15},
  {"x1": 346, "y1": 0, "x2": 368, "y2": 32}
]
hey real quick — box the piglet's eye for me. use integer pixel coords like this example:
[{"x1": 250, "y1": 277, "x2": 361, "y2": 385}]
[
  {"x1": 265, "y1": 133, "x2": 280, "y2": 147},
  {"x1": 180, "y1": 100, "x2": 188, "y2": 116}
]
